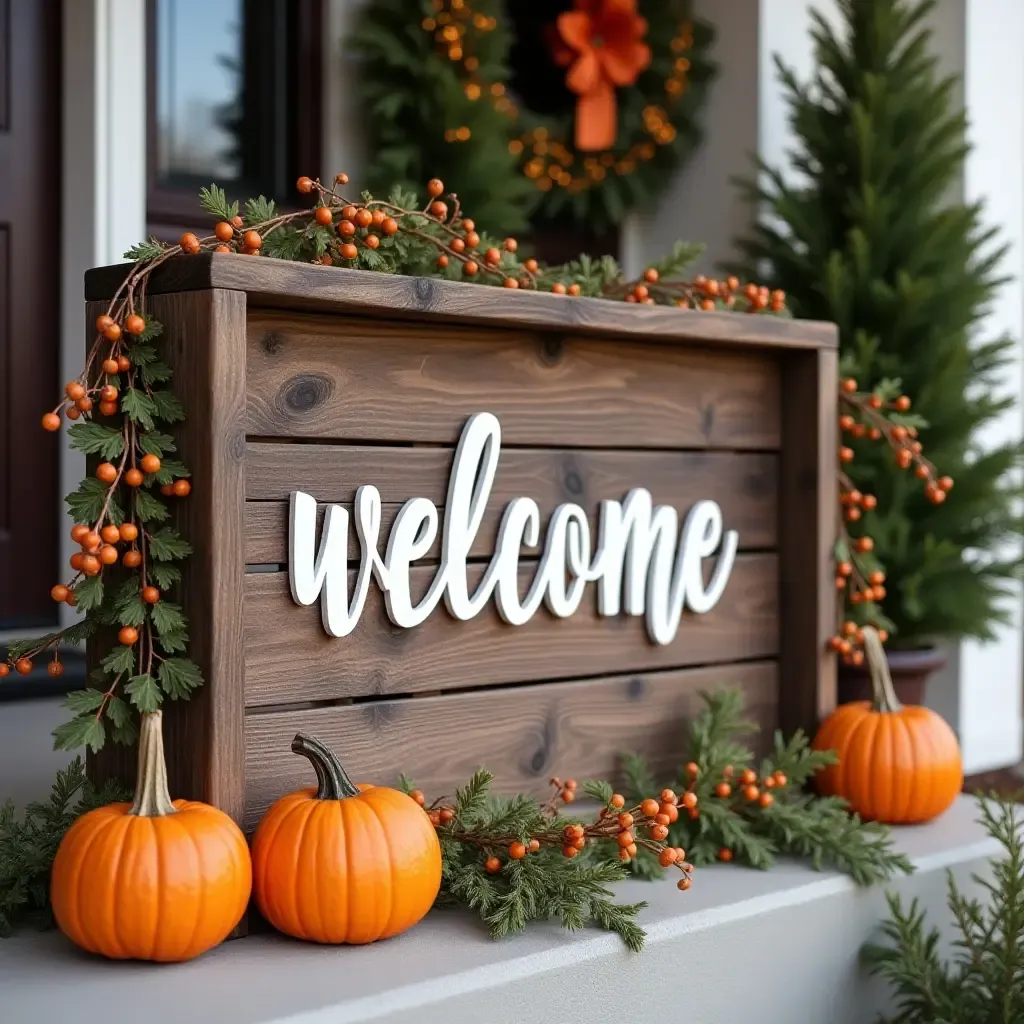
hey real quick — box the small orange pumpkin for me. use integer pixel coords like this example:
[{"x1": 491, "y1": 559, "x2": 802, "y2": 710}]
[
  {"x1": 50, "y1": 711, "x2": 252, "y2": 961},
  {"x1": 812, "y1": 626, "x2": 962, "y2": 823},
  {"x1": 252, "y1": 733, "x2": 441, "y2": 944}
]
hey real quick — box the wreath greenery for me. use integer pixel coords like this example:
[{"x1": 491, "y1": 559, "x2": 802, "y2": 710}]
[{"x1": 349, "y1": 0, "x2": 715, "y2": 236}]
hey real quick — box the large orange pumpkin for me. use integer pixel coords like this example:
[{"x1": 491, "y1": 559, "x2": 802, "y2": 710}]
[
  {"x1": 252, "y1": 733, "x2": 441, "y2": 944},
  {"x1": 812, "y1": 627, "x2": 962, "y2": 823},
  {"x1": 50, "y1": 711, "x2": 252, "y2": 961}
]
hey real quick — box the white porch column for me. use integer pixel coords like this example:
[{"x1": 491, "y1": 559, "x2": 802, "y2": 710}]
[
  {"x1": 59, "y1": 0, "x2": 147, "y2": 627},
  {"x1": 951, "y1": 0, "x2": 1024, "y2": 772}
]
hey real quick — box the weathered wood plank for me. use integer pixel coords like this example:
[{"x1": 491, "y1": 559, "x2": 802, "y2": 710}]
[
  {"x1": 778, "y1": 348, "x2": 839, "y2": 735},
  {"x1": 85, "y1": 255, "x2": 839, "y2": 351},
  {"x1": 243, "y1": 553, "x2": 778, "y2": 707},
  {"x1": 244, "y1": 310, "x2": 782, "y2": 448},
  {"x1": 243, "y1": 661, "x2": 778, "y2": 831},
  {"x1": 244, "y1": 447, "x2": 779, "y2": 563}
]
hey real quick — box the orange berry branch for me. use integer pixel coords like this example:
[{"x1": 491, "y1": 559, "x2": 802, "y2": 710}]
[{"x1": 829, "y1": 376, "x2": 953, "y2": 665}]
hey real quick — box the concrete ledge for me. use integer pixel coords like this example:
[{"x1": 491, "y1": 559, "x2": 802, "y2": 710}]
[{"x1": 1, "y1": 797, "x2": 998, "y2": 1024}]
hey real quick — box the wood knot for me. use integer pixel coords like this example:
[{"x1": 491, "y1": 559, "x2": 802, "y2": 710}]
[
  {"x1": 627, "y1": 676, "x2": 646, "y2": 701},
  {"x1": 523, "y1": 716, "x2": 556, "y2": 777},
  {"x1": 279, "y1": 374, "x2": 334, "y2": 415},
  {"x1": 413, "y1": 276, "x2": 439, "y2": 309},
  {"x1": 700, "y1": 404, "x2": 715, "y2": 442},
  {"x1": 262, "y1": 332, "x2": 284, "y2": 354},
  {"x1": 362, "y1": 700, "x2": 397, "y2": 732},
  {"x1": 561, "y1": 457, "x2": 584, "y2": 498},
  {"x1": 540, "y1": 335, "x2": 565, "y2": 365}
]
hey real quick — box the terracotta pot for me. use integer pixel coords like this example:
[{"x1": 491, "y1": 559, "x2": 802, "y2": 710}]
[{"x1": 837, "y1": 646, "x2": 946, "y2": 707}]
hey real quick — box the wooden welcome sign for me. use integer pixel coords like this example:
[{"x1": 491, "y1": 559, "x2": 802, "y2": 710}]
[{"x1": 85, "y1": 256, "x2": 838, "y2": 835}]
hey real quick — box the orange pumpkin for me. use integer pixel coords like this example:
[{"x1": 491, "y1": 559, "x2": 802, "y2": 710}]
[
  {"x1": 812, "y1": 626, "x2": 962, "y2": 823},
  {"x1": 252, "y1": 733, "x2": 441, "y2": 944},
  {"x1": 50, "y1": 711, "x2": 252, "y2": 962}
]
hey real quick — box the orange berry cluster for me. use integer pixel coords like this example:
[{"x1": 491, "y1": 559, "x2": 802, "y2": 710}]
[
  {"x1": 832, "y1": 378, "x2": 954, "y2": 663},
  {"x1": 409, "y1": 777, "x2": 698, "y2": 891},
  {"x1": 708, "y1": 763, "x2": 787, "y2": 863},
  {"x1": 624, "y1": 270, "x2": 787, "y2": 314}
]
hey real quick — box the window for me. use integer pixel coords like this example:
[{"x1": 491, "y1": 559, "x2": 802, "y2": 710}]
[{"x1": 147, "y1": 0, "x2": 323, "y2": 238}]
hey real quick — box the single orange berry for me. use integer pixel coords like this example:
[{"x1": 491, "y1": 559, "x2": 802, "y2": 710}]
[
  {"x1": 70, "y1": 524, "x2": 89, "y2": 543},
  {"x1": 160, "y1": 483, "x2": 175, "y2": 496},
  {"x1": 365, "y1": 234, "x2": 380, "y2": 249},
  {"x1": 215, "y1": 221, "x2": 234, "y2": 241},
  {"x1": 100, "y1": 384, "x2": 118, "y2": 402},
  {"x1": 119, "y1": 522, "x2": 139, "y2": 542},
  {"x1": 296, "y1": 176, "x2": 314, "y2": 193},
  {"x1": 142, "y1": 586, "x2": 160, "y2": 605},
  {"x1": 125, "y1": 314, "x2": 145, "y2": 335},
  {"x1": 464, "y1": 230, "x2": 480, "y2": 249},
  {"x1": 660, "y1": 788, "x2": 676, "y2": 804},
  {"x1": 503, "y1": 277, "x2": 519, "y2": 288},
  {"x1": 759, "y1": 792, "x2": 774, "y2": 808},
  {"x1": 764, "y1": 775, "x2": 776, "y2": 789},
  {"x1": 681, "y1": 792, "x2": 698, "y2": 809},
  {"x1": 715, "y1": 782, "x2": 732, "y2": 799},
  {"x1": 430, "y1": 201, "x2": 448, "y2": 219},
  {"x1": 842, "y1": 378, "x2": 858, "y2": 393},
  {"x1": 678, "y1": 877, "x2": 692, "y2": 891},
  {"x1": 617, "y1": 831, "x2": 635, "y2": 848},
  {"x1": 338, "y1": 219, "x2": 356, "y2": 237},
  {"x1": 427, "y1": 178, "x2": 444, "y2": 197},
  {"x1": 179, "y1": 232, "x2": 200, "y2": 254},
  {"x1": 744, "y1": 785, "x2": 759, "y2": 802},
  {"x1": 95, "y1": 314, "x2": 115, "y2": 333},
  {"x1": 774, "y1": 772, "x2": 788, "y2": 787},
  {"x1": 485, "y1": 856, "x2": 501, "y2": 873},
  {"x1": 640, "y1": 798, "x2": 660, "y2": 817},
  {"x1": 98, "y1": 545, "x2": 119, "y2": 566},
  {"x1": 0, "y1": 664, "x2": 9, "y2": 677},
  {"x1": 81, "y1": 555, "x2": 101, "y2": 576},
  {"x1": 661, "y1": 803, "x2": 680, "y2": 822},
  {"x1": 243, "y1": 230, "x2": 262, "y2": 250},
  {"x1": 140, "y1": 454, "x2": 161, "y2": 475},
  {"x1": 104, "y1": 322, "x2": 122, "y2": 342},
  {"x1": 341, "y1": 243, "x2": 358, "y2": 260},
  {"x1": 231, "y1": 215, "x2": 243, "y2": 229},
  {"x1": 101, "y1": 524, "x2": 121, "y2": 544},
  {"x1": 315, "y1": 206, "x2": 333, "y2": 226},
  {"x1": 659, "y1": 848, "x2": 677, "y2": 867},
  {"x1": 81, "y1": 530, "x2": 101, "y2": 552},
  {"x1": 409, "y1": 790, "x2": 425, "y2": 806},
  {"x1": 617, "y1": 812, "x2": 634, "y2": 829},
  {"x1": 895, "y1": 395, "x2": 911, "y2": 411},
  {"x1": 42, "y1": 412, "x2": 61, "y2": 431},
  {"x1": 99, "y1": 400, "x2": 118, "y2": 416},
  {"x1": 66, "y1": 381, "x2": 86, "y2": 401},
  {"x1": 650, "y1": 824, "x2": 669, "y2": 841},
  {"x1": 124, "y1": 468, "x2": 144, "y2": 487},
  {"x1": 370, "y1": 210, "x2": 385, "y2": 226},
  {"x1": 173, "y1": 479, "x2": 192, "y2": 497},
  {"x1": 509, "y1": 842, "x2": 527, "y2": 860},
  {"x1": 123, "y1": 550, "x2": 142, "y2": 568},
  {"x1": 524, "y1": 258, "x2": 539, "y2": 274},
  {"x1": 618, "y1": 849, "x2": 632, "y2": 863},
  {"x1": 561, "y1": 788, "x2": 575, "y2": 803},
  {"x1": 719, "y1": 848, "x2": 734, "y2": 863},
  {"x1": 436, "y1": 254, "x2": 449, "y2": 268},
  {"x1": 51, "y1": 584, "x2": 69, "y2": 602},
  {"x1": 484, "y1": 247, "x2": 502, "y2": 266},
  {"x1": 15, "y1": 658, "x2": 32, "y2": 676},
  {"x1": 460, "y1": 218, "x2": 475, "y2": 232},
  {"x1": 655, "y1": 812, "x2": 671, "y2": 826},
  {"x1": 383, "y1": 217, "x2": 399, "y2": 235},
  {"x1": 685, "y1": 762, "x2": 699, "y2": 777},
  {"x1": 939, "y1": 476, "x2": 954, "y2": 491},
  {"x1": 101, "y1": 358, "x2": 119, "y2": 375},
  {"x1": 463, "y1": 261, "x2": 479, "y2": 277},
  {"x1": 567, "y1": 284, "x2": 581, "y2": 296},
  {"x1": 69, "y1": 553, "x2": 85, "y2": 571},
  {"x1": 355, "y1": 209, "x2": 373, "y2": 228},
  {"x1": 96, "y1": 463, "x2": 117, "y2": 484},
  {"x1": 562, "y1": 845, "x2": 579, "y2": 859},
  {"x1": 529, "y1": 838, "x2": 540, "y2": 853},
  {"x1": 118, "y1": 626, "x2": 138, "y2": 646},
  {"x1": 74, "y1": 395, "x2": 90, "y2": 411},
  {"x1": 740, "y1": 769, "x2": 757, "y2": 785}
]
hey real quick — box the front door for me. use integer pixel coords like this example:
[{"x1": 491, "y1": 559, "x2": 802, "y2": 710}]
[{"x1": 0, "y1": 0, "x2": 60, "y2": 628}]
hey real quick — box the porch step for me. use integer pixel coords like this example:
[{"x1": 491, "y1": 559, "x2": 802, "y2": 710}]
[{"x1": 1, "y1": 797, "x2": 997, "y2": 1024}]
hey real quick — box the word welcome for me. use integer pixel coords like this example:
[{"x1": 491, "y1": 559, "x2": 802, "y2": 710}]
[{"x1": 289, "y1": 413, "x2": 738, "y2": 645}]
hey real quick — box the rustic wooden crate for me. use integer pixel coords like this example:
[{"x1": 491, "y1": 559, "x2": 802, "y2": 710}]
[{"x1": 85, "y1": 255, "x2": 838, "y2": 835}]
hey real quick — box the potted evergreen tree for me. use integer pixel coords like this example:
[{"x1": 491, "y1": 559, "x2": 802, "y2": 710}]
[{"x1": 732, "y1": 0, "x2": 1023, "y2": 704}]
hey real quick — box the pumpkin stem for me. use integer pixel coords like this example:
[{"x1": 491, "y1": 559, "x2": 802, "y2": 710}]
[
  {"x1": 291, "y1": 733, "x2": 361, "y2": 800},
  {"x1": 864, "y1": 626, "x2": 903, "y2": 713},
  {"x1": 128, "y1": 711, "x2": 177, "y2": 817}
]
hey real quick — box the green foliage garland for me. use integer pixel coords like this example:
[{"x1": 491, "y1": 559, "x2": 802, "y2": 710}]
[
  {"x1": 349, "y1": 0, "x2": 715, "y2": 235},
  {"x1": 863, "y1": 796, "x2": 1024, "y2": 1021},
  {"x1": 730, "y1": 0, "x2": 1024, "y2": 647}
]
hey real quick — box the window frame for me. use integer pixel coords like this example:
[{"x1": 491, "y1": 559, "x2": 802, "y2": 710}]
[{"x1": 145, "y1": 0, "x2": 324, "y2": 240}]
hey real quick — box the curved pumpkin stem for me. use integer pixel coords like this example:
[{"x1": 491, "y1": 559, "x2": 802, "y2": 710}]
[
  {"x1": 128, "y1": 711, "x2": 176, "y2": 817},
  {"x1": 864, "y1": 626, "x2": 903, "y2": 714},
  {"x1": 291, "y1": 733, "x2": 361, "y2": 800}
]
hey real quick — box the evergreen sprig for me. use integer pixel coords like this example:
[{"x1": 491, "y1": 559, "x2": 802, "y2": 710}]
[
  {"x1": 863, "y1": 796, "x2": 1024, "y2": 1022},
  {"x1": 0, "y1": 758, "x2": 130, "y2": 935},
  {"x1": 400, "y1": 770, "x2": 650, "y2": 951},
  {"x1": 617, "y1": 691, "x2": 914, "y2": 883}
]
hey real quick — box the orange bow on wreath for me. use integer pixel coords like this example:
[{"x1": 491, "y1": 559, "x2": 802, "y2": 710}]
[{"x1": 554, "y1": 0, "x2": 652, "y2": 152}]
